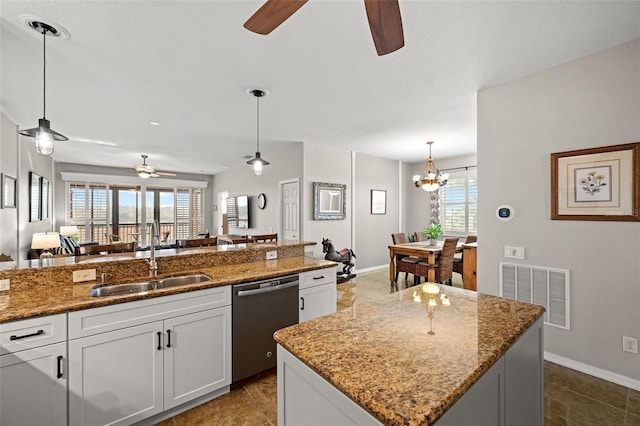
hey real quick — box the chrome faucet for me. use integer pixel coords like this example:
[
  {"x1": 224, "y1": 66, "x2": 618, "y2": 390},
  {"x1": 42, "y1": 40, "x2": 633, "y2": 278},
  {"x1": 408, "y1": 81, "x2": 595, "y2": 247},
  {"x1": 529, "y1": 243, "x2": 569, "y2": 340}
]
[{"x1": 146, "y1": 221, "x2": 159, "y2": 277}]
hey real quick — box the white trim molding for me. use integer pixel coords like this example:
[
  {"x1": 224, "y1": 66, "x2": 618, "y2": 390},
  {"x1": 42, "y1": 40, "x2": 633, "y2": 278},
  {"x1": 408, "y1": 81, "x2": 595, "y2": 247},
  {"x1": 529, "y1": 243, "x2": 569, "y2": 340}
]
[{"x1": 60, "y1": 172, "x2": 208, "y2": 188}]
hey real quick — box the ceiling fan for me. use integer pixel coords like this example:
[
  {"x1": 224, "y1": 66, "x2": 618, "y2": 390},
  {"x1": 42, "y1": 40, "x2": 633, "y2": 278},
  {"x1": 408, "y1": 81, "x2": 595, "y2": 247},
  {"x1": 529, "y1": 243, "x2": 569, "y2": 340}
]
[
  {"x1": 244, "y1": 0, "x2": 404, "y2": 56},
  {"x1": 133, "y1": 155, "x2": 176, "y2": 179}
]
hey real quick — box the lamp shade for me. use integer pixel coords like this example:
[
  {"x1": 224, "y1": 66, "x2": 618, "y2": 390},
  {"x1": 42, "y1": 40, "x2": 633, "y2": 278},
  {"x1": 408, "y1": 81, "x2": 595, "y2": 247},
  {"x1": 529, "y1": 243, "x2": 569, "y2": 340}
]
[
  {"x1": 59, "y1": 225, "x2": 78, "y2": 236},
  {"x1": 31, "y1": 232, "x2": 61, "y2": 249}
]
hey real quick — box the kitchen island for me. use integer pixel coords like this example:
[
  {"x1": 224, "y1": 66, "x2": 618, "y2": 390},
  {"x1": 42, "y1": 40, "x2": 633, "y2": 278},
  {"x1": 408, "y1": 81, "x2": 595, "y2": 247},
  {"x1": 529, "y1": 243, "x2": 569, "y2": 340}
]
[{"x1": 274, "y1": 284, "x2": 545, "y2": 425}]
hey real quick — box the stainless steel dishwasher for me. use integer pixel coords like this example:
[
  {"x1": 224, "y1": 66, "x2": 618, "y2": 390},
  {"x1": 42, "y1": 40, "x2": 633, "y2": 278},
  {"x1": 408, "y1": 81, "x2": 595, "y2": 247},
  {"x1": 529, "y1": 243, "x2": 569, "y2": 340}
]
[{"x1": 232, "y1": 274, "x2": 299, "y2": 383}]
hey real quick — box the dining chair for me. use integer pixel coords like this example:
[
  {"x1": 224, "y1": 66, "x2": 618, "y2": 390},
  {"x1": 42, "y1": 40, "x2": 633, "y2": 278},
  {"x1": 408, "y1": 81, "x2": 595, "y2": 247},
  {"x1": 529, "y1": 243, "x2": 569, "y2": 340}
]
[
  {"x1": 107, "y1": 234, "x2": 121, "y2": 243},
  {"x1": 453, "y1": 235, "x2": 477, "y2": 276},
  {"x1": 413, "y1": 231, "x2": 429, "y2": 242},
  {"x1": 160, "y1": 231, "x2": 171, "y2": 245},
  {"x1": 391, "y1": 233, "x2": 423, "y2": 286},
  {"x1": 416, "y1": 237, "x2": 459, "y2": 285}
]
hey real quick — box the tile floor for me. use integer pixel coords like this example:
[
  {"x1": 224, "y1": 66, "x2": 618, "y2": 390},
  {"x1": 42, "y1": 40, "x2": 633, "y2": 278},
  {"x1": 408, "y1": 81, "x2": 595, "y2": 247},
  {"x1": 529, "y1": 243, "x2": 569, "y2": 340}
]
[{"x1": 156, "y1": 268, "x2": 640, "y2": 426}]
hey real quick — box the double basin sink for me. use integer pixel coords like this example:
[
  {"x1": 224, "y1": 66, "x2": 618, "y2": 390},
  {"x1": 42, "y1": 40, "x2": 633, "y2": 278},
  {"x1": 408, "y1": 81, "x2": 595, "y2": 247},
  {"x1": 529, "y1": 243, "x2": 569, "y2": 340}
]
[{"x1": 89, "y1": 274, "x2": 212, "y2": 297}]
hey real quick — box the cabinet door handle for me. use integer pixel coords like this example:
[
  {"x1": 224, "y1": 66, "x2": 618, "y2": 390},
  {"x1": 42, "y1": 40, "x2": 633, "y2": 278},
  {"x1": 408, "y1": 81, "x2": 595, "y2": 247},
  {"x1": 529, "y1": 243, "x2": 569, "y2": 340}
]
[
  {"x1": 313, "y1": 275, "x2": 325, "y2": 280},
  {"x1": 56, "y1": 355, "x2": 63, "y2": 379},
  {"x1": 10, "y1": 329, "x2": 44, "y2": 340},
  {"x1": 157, "y1": 332, "x2": 162, "y2": 351},
  {"x1": 166, "y1": 330, "x2": 172, "y2": 348},
  {"x1": 300, "y1": 296, "x2": 305, "y2": 310}
]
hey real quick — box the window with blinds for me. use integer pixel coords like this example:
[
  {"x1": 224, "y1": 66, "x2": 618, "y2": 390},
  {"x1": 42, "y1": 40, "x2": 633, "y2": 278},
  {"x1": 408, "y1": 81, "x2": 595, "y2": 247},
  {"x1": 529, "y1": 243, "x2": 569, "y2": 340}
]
[{"x1": 440, "y1": 174, "x2": 477, "y2": 234}]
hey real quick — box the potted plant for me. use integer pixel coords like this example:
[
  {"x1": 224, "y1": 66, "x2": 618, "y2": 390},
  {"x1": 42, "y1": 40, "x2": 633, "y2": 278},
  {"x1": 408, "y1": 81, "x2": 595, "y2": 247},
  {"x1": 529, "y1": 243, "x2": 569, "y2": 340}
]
[{"x1": 422, "y1": 222, "x2": 443, "y2": 246}]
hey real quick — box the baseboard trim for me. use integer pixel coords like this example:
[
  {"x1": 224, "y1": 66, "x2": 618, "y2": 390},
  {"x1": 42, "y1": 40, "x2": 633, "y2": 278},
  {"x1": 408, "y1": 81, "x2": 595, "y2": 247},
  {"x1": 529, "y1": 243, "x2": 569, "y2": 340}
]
[
  {"x1": 544, "y1": 351, "x2": 640, "y2": 391},
  {"x1": 353, "y1": 264, "x2": 388, "y2": 275}
]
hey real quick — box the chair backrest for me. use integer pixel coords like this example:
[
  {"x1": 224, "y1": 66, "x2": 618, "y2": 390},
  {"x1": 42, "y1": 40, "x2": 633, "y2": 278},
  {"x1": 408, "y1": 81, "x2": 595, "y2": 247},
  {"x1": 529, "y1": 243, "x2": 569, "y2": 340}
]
[
  {"x1": 436, "y1": 238, "x2": 459, "y2": 279},
  {"x1": 175, "y1": 237, "x2": 218, "y2": 248},
  {"x1": 107, "y1": 234, "x2": 121, "y2": 243},
  {"x1": 76, "y1": 242, "x2": 135, "y2": 256},
  {"x1": 413, "y1": 232, "x2": 429, "y2": 242},
  {"x1": 247, "y1": 233, "x2": 278, "y2": 243},
  {"x1": 161, "y1": 231, "x2": 171, "y2": 242},
  {"x1": 391, "y1": 233, "x2": 408, "y2": 244},
  {"x1": 465, "y1": 235, "x2": 477, "y2": 244}
]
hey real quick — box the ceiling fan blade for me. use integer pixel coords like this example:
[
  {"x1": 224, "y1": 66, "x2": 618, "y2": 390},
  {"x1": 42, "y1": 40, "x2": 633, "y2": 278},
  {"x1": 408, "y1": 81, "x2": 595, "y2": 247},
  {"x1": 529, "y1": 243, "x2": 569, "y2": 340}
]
[
  {"x1": 364, "y1": 0, "x2": 404, "y2": 56},
  {"x1": 155, "y1": 171, "x2": 177, "y2": 177},
  {"x1": 244, "y1": 0, "x2": 308, "y2": 35}
]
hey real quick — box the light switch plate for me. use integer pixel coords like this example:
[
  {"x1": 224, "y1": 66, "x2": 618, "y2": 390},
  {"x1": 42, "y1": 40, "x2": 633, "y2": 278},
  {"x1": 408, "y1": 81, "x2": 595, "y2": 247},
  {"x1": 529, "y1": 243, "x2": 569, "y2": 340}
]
[
  {"x1": 504, "y1": 246, "x2": 525, "y2": 260},
  {"x1": 73, "y1": 269, "x2": 97, "y2": 283},
  {"x1": 266, "y1": 251, "x2": 278, "y2": 260},
  {"x1": 0, "y1": 279, "x2": 10, "y2": 291}
]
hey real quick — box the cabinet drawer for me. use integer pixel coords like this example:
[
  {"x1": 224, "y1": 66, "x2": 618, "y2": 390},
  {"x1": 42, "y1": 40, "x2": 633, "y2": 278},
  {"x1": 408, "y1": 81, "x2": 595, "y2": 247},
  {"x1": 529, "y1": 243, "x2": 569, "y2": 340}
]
[
  {"x1": 1, "y1": 314, "x2": 67, "y2": 355},
  {"x1": 299, "y1": 267, "x2": 336, "y2": 290},
  {"x1": 69, "y1": 286, "x2": 231, "y2": 339}
]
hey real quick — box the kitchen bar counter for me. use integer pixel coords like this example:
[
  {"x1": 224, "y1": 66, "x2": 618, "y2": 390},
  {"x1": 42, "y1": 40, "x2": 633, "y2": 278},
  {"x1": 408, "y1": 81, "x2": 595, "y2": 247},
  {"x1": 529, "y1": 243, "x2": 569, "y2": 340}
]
[
  {"x1": 0, "y1": 241, "x2": 335, "y2": 323},
  {"x1": 274, "y1": 285, "x2": 545, "y2": 425}
]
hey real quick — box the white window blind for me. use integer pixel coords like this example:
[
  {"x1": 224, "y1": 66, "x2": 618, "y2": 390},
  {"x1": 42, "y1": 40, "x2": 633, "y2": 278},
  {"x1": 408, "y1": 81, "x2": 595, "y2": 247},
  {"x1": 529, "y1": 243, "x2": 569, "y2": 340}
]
[{"x1": 440, "y1": 174, "x2": 477, "y2": 234}]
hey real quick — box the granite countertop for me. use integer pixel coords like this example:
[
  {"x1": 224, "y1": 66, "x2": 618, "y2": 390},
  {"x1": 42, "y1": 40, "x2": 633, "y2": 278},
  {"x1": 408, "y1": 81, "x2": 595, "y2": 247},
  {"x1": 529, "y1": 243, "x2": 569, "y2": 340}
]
[
  {"x1": 0, "y1": 256, "x2": 335, "y2": 323},
  {"x1": 274, "y1": 284, "x2": 545, "y2": 426}
]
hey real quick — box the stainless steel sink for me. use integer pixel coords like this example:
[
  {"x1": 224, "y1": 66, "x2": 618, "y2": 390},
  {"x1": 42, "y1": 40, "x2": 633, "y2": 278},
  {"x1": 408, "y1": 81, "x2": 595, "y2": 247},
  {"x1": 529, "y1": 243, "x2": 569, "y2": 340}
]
[{"x1": 89, "y1": 274, "x2": 211, "y2": 297}]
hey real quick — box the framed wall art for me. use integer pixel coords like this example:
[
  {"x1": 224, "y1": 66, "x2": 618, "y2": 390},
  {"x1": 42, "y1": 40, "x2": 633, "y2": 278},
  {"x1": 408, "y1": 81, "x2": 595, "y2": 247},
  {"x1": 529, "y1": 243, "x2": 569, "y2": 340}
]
[
  {"x1": 313, "y1": 182, "x2": 346, "y2": 220},
  {"x1": 551, "y1": 142, "x2": 639, "y2": 221},
  {"x1": 371, "y1": 189, "x2": 386, "y2": 215},
  {"x1": 1, "y1": 174, "x2": 17, "y2": 208},
  {"x1": 30, "y1": 172, "x2": 41, "y2": 222}
]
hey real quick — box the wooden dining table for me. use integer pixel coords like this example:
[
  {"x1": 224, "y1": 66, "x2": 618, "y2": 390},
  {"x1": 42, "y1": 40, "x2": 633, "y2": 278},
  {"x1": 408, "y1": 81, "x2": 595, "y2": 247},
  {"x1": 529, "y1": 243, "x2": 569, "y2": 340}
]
[{"x1": 388, "y1": 241, "x2": 463, "y2": 288}]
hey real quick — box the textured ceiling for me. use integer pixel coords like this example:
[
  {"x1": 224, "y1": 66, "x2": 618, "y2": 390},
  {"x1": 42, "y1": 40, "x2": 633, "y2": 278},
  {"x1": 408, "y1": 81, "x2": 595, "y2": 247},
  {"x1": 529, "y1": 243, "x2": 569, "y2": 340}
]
[{"x1": 2, "y1": 1, "x2": 639, "y2": 176}]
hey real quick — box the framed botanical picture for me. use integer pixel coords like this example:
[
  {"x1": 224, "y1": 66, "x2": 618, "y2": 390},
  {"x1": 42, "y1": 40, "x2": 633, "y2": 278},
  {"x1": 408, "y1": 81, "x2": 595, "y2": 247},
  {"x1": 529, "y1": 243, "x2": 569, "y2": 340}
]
[
  {"x1": 551, "y1": 142, "x2": 639, "y2": 221},
  {"x1": 1, "y1": 174, "x2": 17, "y2": 208},
  {"x1": 371, "y1": 189, "x2": 386, "y2": 215}
]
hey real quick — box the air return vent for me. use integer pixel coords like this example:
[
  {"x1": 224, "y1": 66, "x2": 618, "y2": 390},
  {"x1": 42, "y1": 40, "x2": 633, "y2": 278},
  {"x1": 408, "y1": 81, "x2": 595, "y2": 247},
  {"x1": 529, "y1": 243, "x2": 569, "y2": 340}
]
[{"x1": 500, "y1": 262, "x2": 570, "y2": 330}]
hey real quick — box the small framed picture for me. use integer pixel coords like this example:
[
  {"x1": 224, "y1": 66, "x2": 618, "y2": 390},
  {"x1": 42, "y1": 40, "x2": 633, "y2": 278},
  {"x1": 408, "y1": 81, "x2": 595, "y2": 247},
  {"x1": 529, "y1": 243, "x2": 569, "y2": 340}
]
[
  {"x1": 1, "y1": 174, "x2": 17, "y2": 209},
  {"x1": 551, "y1": 142, "x2": 639, "y2": 221},
  {"x1": 371, "y1": 189, "x2": 386, "y2": 215}
]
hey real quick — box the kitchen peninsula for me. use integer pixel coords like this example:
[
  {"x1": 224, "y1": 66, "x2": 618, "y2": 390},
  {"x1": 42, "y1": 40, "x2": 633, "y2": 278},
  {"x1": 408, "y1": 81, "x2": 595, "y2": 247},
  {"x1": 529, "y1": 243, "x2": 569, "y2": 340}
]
[{"x1": 275, "y1": 285, "x2": 545, "y2": 425}]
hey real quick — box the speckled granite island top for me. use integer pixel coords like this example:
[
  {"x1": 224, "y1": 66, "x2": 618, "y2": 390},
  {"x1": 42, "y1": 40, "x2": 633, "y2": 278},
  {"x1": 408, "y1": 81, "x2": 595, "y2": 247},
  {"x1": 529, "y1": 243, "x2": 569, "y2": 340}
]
[
  {"x1": 0, "y1": 254, "x2": 335, "y2": 323},
  {"x1": 274, "y1": 285, "x2": 545, "y2": 425}
]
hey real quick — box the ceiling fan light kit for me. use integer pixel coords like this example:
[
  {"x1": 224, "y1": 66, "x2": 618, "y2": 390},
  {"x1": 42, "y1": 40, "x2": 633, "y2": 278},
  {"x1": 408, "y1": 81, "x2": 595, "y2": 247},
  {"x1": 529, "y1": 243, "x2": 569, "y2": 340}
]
[
  {"x1": 244, "y1": 0, "x2": 404, "y2": 56},
  {"x1": 17, "y1": 20, "x2": 68, "y2": 156},
  {"x1": 134, "y1": 155, "x2": 176, "y2": 179},
  {"x1": 247, "y1": 89, "x2": 270, "y2": 176},
  {"x1": 412, "y1": 141, "x2": 449, "y2": 191}
]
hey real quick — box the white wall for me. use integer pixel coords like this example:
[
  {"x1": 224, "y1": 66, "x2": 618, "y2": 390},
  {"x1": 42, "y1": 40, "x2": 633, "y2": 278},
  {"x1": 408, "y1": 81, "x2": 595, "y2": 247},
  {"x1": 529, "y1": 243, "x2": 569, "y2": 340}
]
[
  {"x1": 478, "y1": 39, "x2": 640, "y2": 384},
  {"x1": 0, "y1": 113, "x2": 19, "y2": 260},
  {"x1": 212, "y1": 143, "x2": 303, "y2": 237}
]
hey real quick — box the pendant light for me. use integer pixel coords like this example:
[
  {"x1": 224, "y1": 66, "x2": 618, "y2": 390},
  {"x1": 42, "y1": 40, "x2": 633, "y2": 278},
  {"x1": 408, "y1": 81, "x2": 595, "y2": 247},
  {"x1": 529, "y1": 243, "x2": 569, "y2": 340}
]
[
  {"x1": 18, "y1": 21, "x2": 68, "y2": 156},
  {"x1": 246, "y1": 89, "x2": 269, "y2": 175},
  {"x1": 412, "y1": 141, "x2": 449, "y2": 191}
]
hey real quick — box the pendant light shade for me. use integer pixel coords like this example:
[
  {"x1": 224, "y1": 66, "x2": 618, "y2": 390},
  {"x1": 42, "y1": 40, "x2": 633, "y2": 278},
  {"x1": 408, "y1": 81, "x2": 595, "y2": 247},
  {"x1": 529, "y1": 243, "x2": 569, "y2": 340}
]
[
  {"x1": 17, "y1": 21, "x2": 68, "y2": 157},
  {"x1": 246, "y1": 89, "x2": 269, "y2": 175}
]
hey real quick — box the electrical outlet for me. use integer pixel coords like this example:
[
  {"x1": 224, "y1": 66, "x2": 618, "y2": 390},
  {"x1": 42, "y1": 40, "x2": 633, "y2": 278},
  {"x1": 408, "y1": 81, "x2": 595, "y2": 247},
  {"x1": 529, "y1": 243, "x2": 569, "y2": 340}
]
[
  {"x1": 266, "y1": 251, "x2": 278, "y2": 260},
  {"x1": 623, "y1": 336, "x2": 638, "y2": 354},
  {"x1": 504, "y1": 246, "x2": 525, "y2": 259},
  {"x1": 0, "y1": 279, "x2": 10, "y2": 291},
  {"x1": 73, "y1": 269, "x2": 97, "y2": 283}
]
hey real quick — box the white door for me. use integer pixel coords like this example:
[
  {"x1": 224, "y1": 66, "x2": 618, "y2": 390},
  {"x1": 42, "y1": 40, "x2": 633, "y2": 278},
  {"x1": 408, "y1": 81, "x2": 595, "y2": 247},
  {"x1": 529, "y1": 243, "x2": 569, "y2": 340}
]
[
  {"x1": 281, "y1": 180, "x2": 300, "y2": 240},
  {"x1": 68, "y1": 322, "x2": 164, "y2": 426},
  {"x1": 0, "y1": 342, "x2": 67, "y2": 426},
  {"x1": 163, "y1": 306, "x2": 232, "y2": 409}
]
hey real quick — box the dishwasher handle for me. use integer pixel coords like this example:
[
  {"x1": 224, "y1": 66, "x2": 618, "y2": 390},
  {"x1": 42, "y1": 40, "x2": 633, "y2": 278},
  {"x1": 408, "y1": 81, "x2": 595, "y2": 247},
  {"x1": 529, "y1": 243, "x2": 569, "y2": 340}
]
[{"x1": 236, "y1": 281, "x2": 299, "y2": 297}]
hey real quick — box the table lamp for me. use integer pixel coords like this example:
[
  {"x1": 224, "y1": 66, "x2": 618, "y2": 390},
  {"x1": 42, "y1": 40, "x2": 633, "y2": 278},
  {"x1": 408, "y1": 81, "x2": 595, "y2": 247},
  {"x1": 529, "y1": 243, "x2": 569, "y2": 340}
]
[{"x1": 31, "y1": 232, "x2": 61, "y2": 259}]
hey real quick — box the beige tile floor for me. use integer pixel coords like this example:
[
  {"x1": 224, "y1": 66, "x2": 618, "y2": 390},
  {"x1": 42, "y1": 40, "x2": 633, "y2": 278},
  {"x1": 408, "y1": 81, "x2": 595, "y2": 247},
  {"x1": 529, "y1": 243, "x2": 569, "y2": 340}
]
[{"x1": 156, "y1": 268, "x2": 640, "y2": 426}]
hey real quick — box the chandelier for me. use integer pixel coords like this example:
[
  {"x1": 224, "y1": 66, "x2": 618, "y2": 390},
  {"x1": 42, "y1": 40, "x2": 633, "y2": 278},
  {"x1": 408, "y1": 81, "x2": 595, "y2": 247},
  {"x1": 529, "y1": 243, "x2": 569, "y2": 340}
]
[{"x1": 412, "y1": 141, "x2": 448, "y2": 191}]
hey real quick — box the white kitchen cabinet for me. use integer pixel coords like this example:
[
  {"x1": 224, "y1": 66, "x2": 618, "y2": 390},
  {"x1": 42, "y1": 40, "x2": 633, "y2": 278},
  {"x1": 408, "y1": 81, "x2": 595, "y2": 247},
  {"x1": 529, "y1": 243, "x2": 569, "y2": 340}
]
[
  {"x1": 68, "y1": 286, "x2": 231, "y2": 425},
  {"x1": 299, "y1": 267, "x2": 337, "y2": 323},
  {"x1": 164, "y1": 305, "x2": 232, "y2": 409},
  {"x1": 0, "y1": 314, "x2": 67, "y2": 426}
]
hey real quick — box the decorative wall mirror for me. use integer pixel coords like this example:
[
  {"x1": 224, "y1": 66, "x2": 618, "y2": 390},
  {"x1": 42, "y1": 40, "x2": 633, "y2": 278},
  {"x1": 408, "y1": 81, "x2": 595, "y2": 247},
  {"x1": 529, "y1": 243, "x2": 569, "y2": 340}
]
[
  {"x1": 29, "y1": 172, "x2": 41, "y2": 222},
  {"x1": 313, "y1": 182, "x2": 346, "y2": 220}
]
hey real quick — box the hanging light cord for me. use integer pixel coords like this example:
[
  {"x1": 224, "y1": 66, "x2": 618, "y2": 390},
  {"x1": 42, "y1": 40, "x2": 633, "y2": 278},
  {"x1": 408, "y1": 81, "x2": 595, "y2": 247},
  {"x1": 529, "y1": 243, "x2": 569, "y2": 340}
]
[
  {"x1": 255, "y1": 93, "x2": 260, "y2": 152},
  {"x1": 42, "y1": 25, "x2": 47, "y2": 119}
]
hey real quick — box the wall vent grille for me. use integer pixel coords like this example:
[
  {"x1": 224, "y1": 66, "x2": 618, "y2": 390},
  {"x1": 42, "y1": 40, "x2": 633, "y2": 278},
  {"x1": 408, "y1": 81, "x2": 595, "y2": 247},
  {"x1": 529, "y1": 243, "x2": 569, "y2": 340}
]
[{"x1": 499, "y1": 262, "x2": 570, "y2": 330}]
